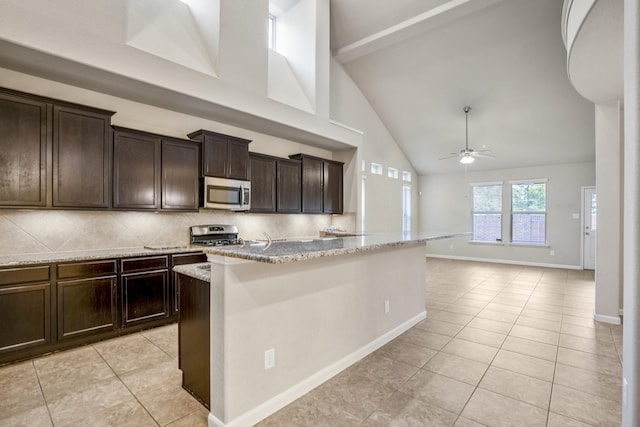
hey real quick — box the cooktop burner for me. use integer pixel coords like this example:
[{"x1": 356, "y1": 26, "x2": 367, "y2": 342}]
[{"x1": 190, "y1": 225, "x2": 239, "y2": 247}]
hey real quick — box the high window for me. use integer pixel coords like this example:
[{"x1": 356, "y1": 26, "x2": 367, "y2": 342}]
[
  {"x1": 268, "y1": 14, "x2": 276, "y2": 49},
  {"x1": 511, "y1": 180, "x2": 547, "y2": 244},
  {"x1": 402, "y1": 185, "x2": 411, "y2": 232},
  {"x1": 471, "y1": 183, "x2": 502, "y2": 242}
]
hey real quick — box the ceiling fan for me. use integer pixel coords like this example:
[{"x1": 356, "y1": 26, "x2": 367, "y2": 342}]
[{"x1": 439, "y1": 106, "x2": 494, "y2": 164}]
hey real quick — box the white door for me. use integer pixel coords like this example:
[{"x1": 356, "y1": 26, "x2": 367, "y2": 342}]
[{"x1": 583, "y1": 187, "x2": 597, "y2": 270}]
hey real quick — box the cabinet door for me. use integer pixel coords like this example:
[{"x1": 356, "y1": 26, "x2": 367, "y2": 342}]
[
  {"x1": 0, "y1": 266, "x2": 51, "y2": 356},
  {"x1": 249, "y1": 154, "x2": 276, "y2": 213},
  {"x1": 57, "y1": 277, "x2": 117, "y2": 340},
  {"x1": 171, "y1": 253, "x2": 207, "y2": 317},
  {"x1": 113, "y1": 130, "x2": 161, "y2": 209},
  {"x1": 300, "y1": 157, "x2": 324, "y2": 213},
  {"x1": 53, "y1": 105, "x2": 111, "y2": 208},
  {"x1": 277, "y1": 159, "x2": 301, "y2": 213},
  {"x1": 162, "y1": 139, "x2": 199, "y2": 210},
  {"x1": 121, "y1": 270, "x2": 169, "y2": 327},
  {"x1": 178, "y1": 273, "x2": 210, "y2": 408},
  {"x1": 0, "y1": 92, "x2": 48, "y2": 207},
  {"x1": 0, "y1": 283, "x2": 51, "y2": 354},
  {"x1": 227, "y1": 140, "x2": 249, "y2": 180},
  {"x1": 202, "y1": 135, "x2": 228, "y2": 178},
  {"x1": 323, "y1": 161, "x2": 343, "y2": 214}
]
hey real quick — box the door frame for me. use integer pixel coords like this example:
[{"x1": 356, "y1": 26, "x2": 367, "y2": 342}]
[{"x1": 581, "y1": 186, "x2": 596, "y2": 270}]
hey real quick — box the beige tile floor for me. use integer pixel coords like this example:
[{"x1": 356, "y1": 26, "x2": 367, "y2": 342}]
[{"x1": 0, "y1": 259, "x2": 623, "y2": 426}]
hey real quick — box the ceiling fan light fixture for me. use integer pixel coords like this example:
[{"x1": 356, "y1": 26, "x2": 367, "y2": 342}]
[{"x1": 460, "y1": 154, "x2": 475, "y2": 164}]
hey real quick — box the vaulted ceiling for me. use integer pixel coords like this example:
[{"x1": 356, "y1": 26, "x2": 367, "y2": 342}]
[{"x1": 330, "y1": 0, "x2": 596, "y2": 175}]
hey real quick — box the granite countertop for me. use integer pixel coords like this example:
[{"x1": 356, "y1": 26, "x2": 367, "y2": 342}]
[
  {"x1": 202, "y1": 231, "x2": 470, "y2": 264},
  {"x1": 0, "y1": 246, "x2": 202, "y2": 268},
  {"x1": 173, "y1": 262, "x2": 211, "y2": 282}
]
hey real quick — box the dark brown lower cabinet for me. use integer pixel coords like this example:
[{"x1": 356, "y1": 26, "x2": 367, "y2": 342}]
[
  {"x1": 56, "y1": 260, "x2": 118, "y2": 340},
  {"x1": 0, "y1": 252, "x2": 203, "y2": 365},
  {"x1": 178, "y1": 273, "x2": 210, "y2": 409},
  {"x1": 171, "y1": 253, "x2": 207, "y2": 319},
  {"x1": 121, "y1": 256, "x2": 170, "y2": 327},
  {"x1": 0, "y1": 266, "x2": 51, "y2": 358},
  {"x1": 121, "y1": 271, "x2": 169, "y2": 326}
]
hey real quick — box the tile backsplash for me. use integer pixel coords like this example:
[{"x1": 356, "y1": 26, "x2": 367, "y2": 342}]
[{"x1": 0, "y1": 210, "x2": 355, "y2": 256}]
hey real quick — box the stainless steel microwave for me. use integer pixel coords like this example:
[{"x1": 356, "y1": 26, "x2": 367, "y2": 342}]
[{"x1": 202, "y1": 177, "x2": 251, "y2": 211}]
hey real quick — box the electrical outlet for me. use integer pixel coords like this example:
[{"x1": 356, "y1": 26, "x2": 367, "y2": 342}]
[
  {"x1": 264, "y1": 348, "x2": 275, "y2": 370},
  {"x1": 550, "y1": 249, "x2": 555, "y2": 256},
  {"x1": 449, "y1": 244, "x2": 454, "y2": 250},
  {"x1": 384, "y1": 300, "x2": 390, "y2": 314}
]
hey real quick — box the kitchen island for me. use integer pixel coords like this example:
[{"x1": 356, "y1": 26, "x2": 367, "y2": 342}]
[{"x1": 177, "y1": 232, "x2": 468, "y2": 427}]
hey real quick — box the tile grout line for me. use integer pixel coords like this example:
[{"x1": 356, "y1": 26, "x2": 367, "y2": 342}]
[
  {"x1": 91, "y1": 335, "x2": 162, "y2": 427},
  {"x1": 31, "y1": 359, "x2": 56, "y2": 427}
]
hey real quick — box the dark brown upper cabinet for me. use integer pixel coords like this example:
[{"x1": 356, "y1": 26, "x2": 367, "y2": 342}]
[
  {"x1": 277, "y1": 158, "x2": 302, "y2": 213},
  {"x1": 52, "y1": 105, "x2": 112, "y2": 208},
  {"x1": 113, "y1": 128, "x2": 161, "y2": 210},
  {"x1": 161, "y1": 138, "x2": 199, "y2": 210},
  {"x1": 0, "y1": 90, "x2": 48, "y2": 207},
  {"x1": 289, "y1": 154, "x2": 343, "y2": 214},
  {"x1": 249, "y1": 153, "x2": 301, "y2": 213},
  {"x1": 289, "y1": 154, "x2": 324, "y2": 213},
  {"x1": 249, "y1": 153, "x2": 277, "y2": 213},
  {"x1": 188, "y1": 130, "x2": 250, "y2": 180},
  {"x1": 113, "y1": 127, "x2": 199, "y2": 211},
  {"x1": 0, "y1": 87, "x2": 114, "y2": 209},
  {"x1": 323, "y1": 160, "x2": 343, "y2": 214}
]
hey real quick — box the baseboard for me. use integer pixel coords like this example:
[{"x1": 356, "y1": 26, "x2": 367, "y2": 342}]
[
  {"x1": 209, "y1": 311, "x2": 427, "y2": 427},
  {"x1": 593, "y1": 313, "x2": 622, "y2": 325},
  {"x1": 426, "y1": 253, "x2": 583, "y2": 270}
]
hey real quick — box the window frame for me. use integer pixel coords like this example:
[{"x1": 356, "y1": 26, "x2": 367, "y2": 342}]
[
  {"x1": 509, "y1": 179, "x2": 548, "y2": 245},
  {"x1": 470, "y1": 181, "x2": 503, "y2": 243},
  {"x1": 268, "y1": 14, "x2": 277, "y2": 50}
]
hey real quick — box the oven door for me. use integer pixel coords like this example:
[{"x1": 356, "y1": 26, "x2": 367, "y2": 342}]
[{"x1": 203, "y1": 177, "x2": 251, "y2": 211}]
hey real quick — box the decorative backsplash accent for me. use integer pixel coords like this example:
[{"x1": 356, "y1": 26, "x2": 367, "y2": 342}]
[{"x1": 0, "y1": 210, "x2": 354, "y2": 257}]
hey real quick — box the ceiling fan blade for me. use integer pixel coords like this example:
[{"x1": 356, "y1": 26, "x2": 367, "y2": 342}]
[
  {"x1": 470, "y1": 149, "x2": 494, "y2": 158},
  {"x1": 438, "y1": 153, "x2": 460, "y2": 160}
]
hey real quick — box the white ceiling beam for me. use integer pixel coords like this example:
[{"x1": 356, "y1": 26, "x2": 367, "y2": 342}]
[{"x1": 334, "y1": 0, "x2": 507, "y2": 63}]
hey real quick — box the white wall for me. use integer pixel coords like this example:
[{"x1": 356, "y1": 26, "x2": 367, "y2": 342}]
[
  {"x1": 594, "y1": 102, "x2": 623, "y2": 322},
  {"x1": 0, "y1": 0, "x2": 414, "y2": 235},
  {"x1": 209, "y1": 244, "x2": 426, "y2": 425},
  {"x1": 420, "y1": 162, "x2": 595, "y2": 268},
  {"x1": 329, "y1": 59, "x2": 418, "y2": 233}
]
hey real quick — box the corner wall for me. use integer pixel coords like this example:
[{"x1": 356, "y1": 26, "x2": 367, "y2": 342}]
[{"x1": 329, "y1": 59, "x2": 419, "y2": 233}]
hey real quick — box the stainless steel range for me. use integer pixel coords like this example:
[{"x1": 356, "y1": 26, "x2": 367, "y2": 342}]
[{"x1": 189, "y1": 225, "x2": 239, "y2": 246}]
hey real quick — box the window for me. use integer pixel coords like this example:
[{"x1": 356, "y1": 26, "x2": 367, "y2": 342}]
[
  {"x1": 511, "y1": 181, "x2": 547, "y2": 244},
  {"x1": 361, "y1": 175, "x2": 366, "y2": 233},
  {"x1": 402, "y1": 185, "x2": 411, "y2": 232},
  {"x1": 402, "y1": 171, "x2": 411, "y2": 182},
  {"x1": 388, "y1": 167, "x2": 398, "y2": 179},
  {"x1": 371, "y1": 163, "x2": 382, "y2": 175},
  {"x1": 471, "y1": 183, "x2": 502, "y2": 242},
  {"x1": 268, "y1": 14, "x2": 276, "y2": 49}
]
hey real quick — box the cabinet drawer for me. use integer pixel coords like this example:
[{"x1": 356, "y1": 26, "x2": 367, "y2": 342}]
[
  {"x1": 0, "y1": 266, "x2": 50, "y2": 286},
  {"x1": 172, "y1": 253, "x2": 207, "y2": 266},
  {"x1": 57, "y1": 260, "x2": 117, "y2": 280},
  {"x1": 121, "y1": 256, "x2": 168, "y2": 273}
]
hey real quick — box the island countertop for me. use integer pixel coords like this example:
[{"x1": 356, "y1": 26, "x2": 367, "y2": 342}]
[{"x1": 202, "y1": 231, "x2": 470, "y2": 264}]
